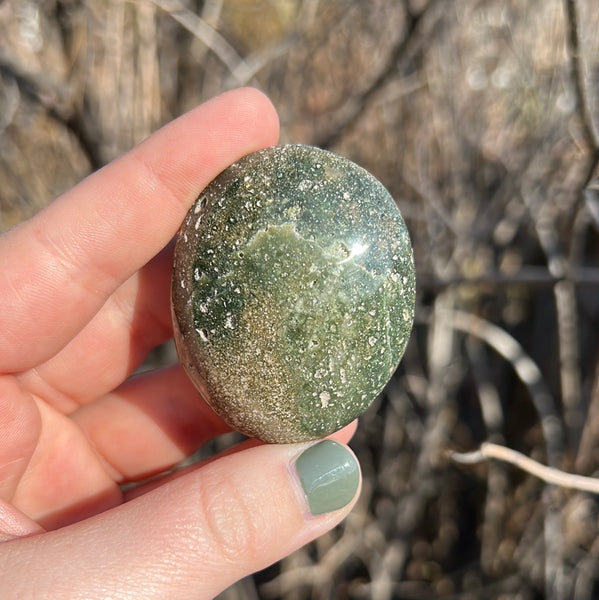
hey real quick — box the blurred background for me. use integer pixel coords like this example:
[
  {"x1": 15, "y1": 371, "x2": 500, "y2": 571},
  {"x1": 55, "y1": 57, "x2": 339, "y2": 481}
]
[{"x1": 2, "y1": 0, "x2": 599, "y2": 598}]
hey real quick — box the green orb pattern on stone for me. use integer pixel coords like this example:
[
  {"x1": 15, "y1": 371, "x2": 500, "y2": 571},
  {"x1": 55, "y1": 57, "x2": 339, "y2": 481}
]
[{"x1": 171, "y1": 144, "x2": 415, "y2": 443}]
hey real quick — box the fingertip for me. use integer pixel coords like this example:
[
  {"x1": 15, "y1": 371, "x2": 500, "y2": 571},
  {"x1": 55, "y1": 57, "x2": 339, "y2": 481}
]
[
  {"x1": 185, "y1": 87, "x2": 279, "y2": 161},
  {"x1": 0, "y1": 500, "x2": 45, "y2": 542},
  {"x1": 328, "y1": 419, "x2": 359, "y2": 445},
  {"x1": 225, "y1": 87, "x2": 280, "y2": 146}
]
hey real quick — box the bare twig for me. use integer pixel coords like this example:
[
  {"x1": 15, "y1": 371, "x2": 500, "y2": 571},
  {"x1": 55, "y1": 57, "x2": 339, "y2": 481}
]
[
  {"x1": 521, "y1": 183, "x2": 581, "y2": 451},
  {"x1": 0, "y1": 59, "x2": 102, "y2": 169},
  {"x1": 559, "y1": 0, "x2": 599, "y2": 453},
  {"x1": 389, "y1": 293, "x2": 459, "y2": 580},
  {"x1": 451, "y1": 442, "x2": 599, "y2": 495},
  {"x1": 466, "y1": 338, "x2": 509, "y2": 575},
  {"x1": 0, "y1": 69, "x2": 20, "y2": 134},
  {"x1": 317, "y1": 0, "x2": 441, "y2": 149},
  {"x1": 563, "y1": 0, "x2": 599, "y2": 187},
  {"x1": 438, "y1": 309, "x2": 565, "y2": 465},
  {"x1": 575, "y1": 358, "x2": 599, "y2": 474},
  {"x1": 151, "y1": 0, "x2": 251, "y2": 84},
  {"x1": 417, "y1": 265, "x2": 599, "y2": 292}
]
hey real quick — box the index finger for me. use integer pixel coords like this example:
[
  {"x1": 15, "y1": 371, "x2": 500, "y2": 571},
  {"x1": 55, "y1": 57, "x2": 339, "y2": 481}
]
[{"x1": 0, "y1": 88, "x2": 279, "y2": 373}]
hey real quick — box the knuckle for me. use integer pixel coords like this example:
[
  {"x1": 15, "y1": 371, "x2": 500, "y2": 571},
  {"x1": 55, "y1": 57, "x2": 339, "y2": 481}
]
[{"x1": 197, "y1": 469, "x2": 261, "y2": 565}]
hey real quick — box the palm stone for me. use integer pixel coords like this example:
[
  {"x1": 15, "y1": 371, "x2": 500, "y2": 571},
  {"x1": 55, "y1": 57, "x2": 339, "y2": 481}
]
[{"x1": 171, "y1": 144, "x2": 415, "y2": 443}]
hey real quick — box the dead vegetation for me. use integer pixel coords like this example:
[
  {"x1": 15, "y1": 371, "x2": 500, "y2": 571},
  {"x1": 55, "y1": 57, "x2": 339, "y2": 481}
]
[{"x1": 2, "y1": 0, "x2": 599, "y2": 598}]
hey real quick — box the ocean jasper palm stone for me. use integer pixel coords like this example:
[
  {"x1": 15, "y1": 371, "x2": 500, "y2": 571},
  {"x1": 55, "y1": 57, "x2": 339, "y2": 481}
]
[{"x1": 172, "y1": 144, "x2": 415, "y2": 443}]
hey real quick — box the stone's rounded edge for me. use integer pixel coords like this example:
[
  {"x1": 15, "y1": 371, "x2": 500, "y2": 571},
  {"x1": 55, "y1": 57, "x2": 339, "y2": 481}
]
[
  {"x1": 171, "y1": 144, "x2": 416, "y2": 444},
  {"x1": 172, "y1": 294, "x2": 314, "y2": 444}
]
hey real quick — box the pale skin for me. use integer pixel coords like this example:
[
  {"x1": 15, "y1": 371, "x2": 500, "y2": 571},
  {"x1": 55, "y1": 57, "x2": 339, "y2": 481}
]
[{"x1": 0, "y1": 88, "x2": 360, "y2": 599}]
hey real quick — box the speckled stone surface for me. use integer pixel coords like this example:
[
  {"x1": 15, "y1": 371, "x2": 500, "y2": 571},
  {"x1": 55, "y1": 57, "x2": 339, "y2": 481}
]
[{"x1": 172, "y1": 145, "x2": 415, "y2": 443}]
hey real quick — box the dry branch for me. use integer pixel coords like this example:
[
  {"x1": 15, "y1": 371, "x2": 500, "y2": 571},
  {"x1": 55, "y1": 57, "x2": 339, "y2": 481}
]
[
  {"x1": 151, "y1": 0, "x2": 251, "y2": 84},
  {"x1": 451, "y1": 442, "x2": 599, "y2": 495},
  {"x1": 563, "y1": 0, "x2": 599, "y2": 186},
  {"x1": 438, "y1": 309, "x2": 565, "y2": 464},
  {"x1": 316, "y1": 0, "x2": 441, "y2": 149}
]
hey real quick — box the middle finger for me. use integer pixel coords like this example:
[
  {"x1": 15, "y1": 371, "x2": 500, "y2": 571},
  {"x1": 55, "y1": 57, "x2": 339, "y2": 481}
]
[
  {"x1": 72, "y1": 364, "x2": 230, "y2": 483},
  {"x1": 17, "y1": 243, "x2": 175, "y2": 412}
]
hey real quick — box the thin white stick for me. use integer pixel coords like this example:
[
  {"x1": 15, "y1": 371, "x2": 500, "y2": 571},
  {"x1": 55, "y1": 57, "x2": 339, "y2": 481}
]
[
  {"x1": 150, "y1": 0, "x2": 249, "y2": 83},
  {"x1": 450, "y1": 442, "x2": 599, "y2": 495}
]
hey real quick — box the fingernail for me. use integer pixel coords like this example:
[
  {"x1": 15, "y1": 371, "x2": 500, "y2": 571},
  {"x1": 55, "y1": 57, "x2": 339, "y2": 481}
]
[{"x1": 295, "y1": 440, "x2": 360, "y2": 516}]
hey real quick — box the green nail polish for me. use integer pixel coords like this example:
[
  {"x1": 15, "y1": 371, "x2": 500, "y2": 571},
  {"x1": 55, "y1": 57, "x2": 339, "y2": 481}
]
[{"x1": 295, "y1": 440, "x2": 360, "y2": 515}]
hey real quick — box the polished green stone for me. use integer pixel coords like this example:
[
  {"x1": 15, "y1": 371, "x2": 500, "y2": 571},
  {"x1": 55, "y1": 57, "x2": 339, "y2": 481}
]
[{"x1": 171, "y1": 144, "x2": 415, "y2": 443}]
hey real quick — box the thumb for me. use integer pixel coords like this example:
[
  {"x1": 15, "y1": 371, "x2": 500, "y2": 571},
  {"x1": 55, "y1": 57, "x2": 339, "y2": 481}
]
[{"x1": 1, "y1": 440, "x2": 361, "y2": 599}]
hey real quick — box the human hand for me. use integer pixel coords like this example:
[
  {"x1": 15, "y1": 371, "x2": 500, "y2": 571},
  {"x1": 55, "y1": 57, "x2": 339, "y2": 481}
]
[{"x1": 0, "y1": 88, "x2": 361, "y2": 599}]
